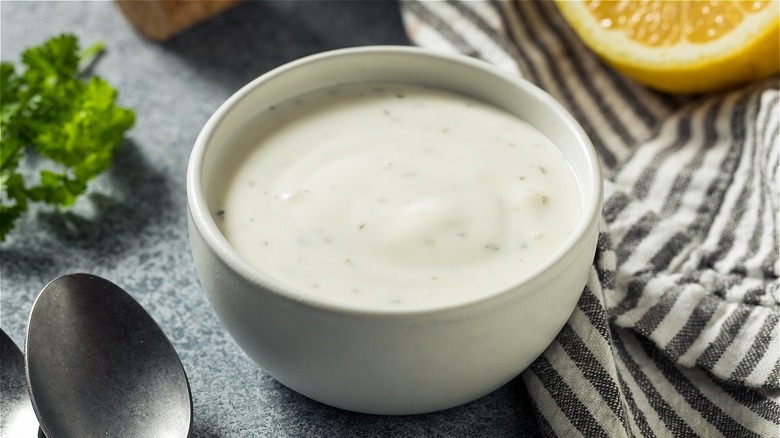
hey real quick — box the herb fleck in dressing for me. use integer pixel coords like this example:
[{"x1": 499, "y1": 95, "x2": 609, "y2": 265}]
[{"x1": 213, "y1": 83, "x2": 581, "y2": 309}]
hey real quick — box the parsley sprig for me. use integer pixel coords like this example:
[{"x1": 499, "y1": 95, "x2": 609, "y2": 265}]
[{"x1": 0, "y1": 34, "x2": 135, "y2": 241}]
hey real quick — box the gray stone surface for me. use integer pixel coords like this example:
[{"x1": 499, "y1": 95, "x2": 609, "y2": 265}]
[{"x1": 0, "y1": 1, "x2": 540, "y2": 436}]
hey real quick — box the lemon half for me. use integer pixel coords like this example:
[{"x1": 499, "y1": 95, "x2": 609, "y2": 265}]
[{"x1": 555, "y1": 0, "x2": 780, "y2": 94}]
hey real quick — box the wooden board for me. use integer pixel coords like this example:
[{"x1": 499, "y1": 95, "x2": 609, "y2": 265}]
[{"x1": 115, "y1": 0, "x2": 243, "y2": 42}]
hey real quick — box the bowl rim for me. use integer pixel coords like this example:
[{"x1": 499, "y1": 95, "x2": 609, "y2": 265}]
[{"x1": 186, "y1": 45, "x2": 603, "y2": 317}]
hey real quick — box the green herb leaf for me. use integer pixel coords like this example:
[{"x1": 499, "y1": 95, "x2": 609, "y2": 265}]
[{"x1": 0, "y1": 33, "x2": 135, "y2": 241}]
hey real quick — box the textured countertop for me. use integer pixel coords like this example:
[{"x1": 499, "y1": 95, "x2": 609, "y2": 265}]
[{"x1": 0, "y1": 2, "x2": 540, "y2": 436}]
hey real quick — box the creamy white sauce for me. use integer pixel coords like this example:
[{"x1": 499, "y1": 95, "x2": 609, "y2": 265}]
[{"x1": 213, "y1": 83, "x2": 581, "y2": 309}]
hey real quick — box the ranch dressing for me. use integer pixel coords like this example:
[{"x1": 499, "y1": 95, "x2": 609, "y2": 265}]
[{"x1": 213, "y1": 83, "x2": 581, "y2": 310}]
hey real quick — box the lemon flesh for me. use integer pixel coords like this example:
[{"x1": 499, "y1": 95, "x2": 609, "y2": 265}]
[{"x1": 555, "y1": 0, "x2": 780, "y2": 94}]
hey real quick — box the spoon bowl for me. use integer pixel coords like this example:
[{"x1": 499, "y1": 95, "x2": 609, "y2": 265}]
[
  {"x1": 25, "y1": 273, "x2": 192, "y2": 438},
  {"x1": 0, "y1": 328, "x2": 39, "y2": 437}
]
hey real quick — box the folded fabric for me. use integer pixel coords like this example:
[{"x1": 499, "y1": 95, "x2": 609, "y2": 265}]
[{"x1": 400, "y1": 1, "x2": 779, "y2": 436}]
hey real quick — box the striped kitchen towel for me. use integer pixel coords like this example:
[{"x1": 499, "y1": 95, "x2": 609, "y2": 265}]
[{"x1": 400, "y1": 1, "x2": 780, "y2": 436}]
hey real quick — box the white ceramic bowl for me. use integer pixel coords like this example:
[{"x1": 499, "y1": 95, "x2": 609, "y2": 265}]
[{"x1": 187, "y1": 46, "x2": 602, "y2": 415}]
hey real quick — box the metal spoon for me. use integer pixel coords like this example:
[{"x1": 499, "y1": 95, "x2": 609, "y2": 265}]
[
  {"x1": 0, "y1": 328, "x2": 39, "y2": 437},
  {"x1": 25, "y1": 273, "x2": 193, "y2": 438}
]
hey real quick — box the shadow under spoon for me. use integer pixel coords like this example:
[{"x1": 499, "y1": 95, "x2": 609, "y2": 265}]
[{"x1": 25, "y1": 273, "x2": 193, "y2": 438}]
